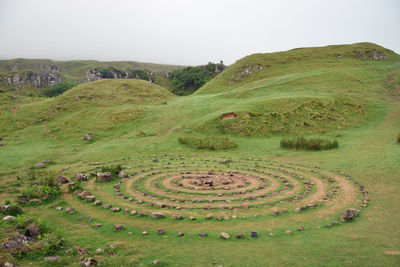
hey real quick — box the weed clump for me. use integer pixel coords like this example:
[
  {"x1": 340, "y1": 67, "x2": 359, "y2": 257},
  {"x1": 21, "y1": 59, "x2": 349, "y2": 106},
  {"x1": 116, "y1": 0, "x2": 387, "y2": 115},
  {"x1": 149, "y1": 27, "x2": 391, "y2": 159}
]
[
  {"x1": 280, "y1": 136, "x2": 339, "y2": 151},
  {"x1": 178, "y1": 135, "x2": 237, "y2": 150}
]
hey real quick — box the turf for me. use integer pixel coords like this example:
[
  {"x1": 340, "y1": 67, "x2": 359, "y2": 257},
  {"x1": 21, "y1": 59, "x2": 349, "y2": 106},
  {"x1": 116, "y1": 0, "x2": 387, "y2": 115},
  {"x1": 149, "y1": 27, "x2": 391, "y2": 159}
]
[{"x1": 0, "y1": 42, "x2": 399, "y2": 266}]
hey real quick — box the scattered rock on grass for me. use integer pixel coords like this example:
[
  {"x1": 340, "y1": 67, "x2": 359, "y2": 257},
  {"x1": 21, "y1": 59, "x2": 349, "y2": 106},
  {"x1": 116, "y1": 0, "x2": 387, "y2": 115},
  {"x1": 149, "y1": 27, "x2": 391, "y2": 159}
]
[
  {"x1": 66, "y1": 207, "x2": 75, "y2": 214},
  {"x1": 220, "y1": 232, "x2": 230, "y2": 239},
  {"x1": 151, "y1": 212, "x2": 166, "y2": 218},
  {"x1": 199, "y1": 232, "x2": 207, "y2": 237},
  {"x1": 114, "y1": 224, "x2": 124, "y2": 232},
  {"x1": 44, "y1": 256, "x2": 60, "y2": 262},
  {"x1": 340, "y1": 208, "x2": 359, "y2": 221}
]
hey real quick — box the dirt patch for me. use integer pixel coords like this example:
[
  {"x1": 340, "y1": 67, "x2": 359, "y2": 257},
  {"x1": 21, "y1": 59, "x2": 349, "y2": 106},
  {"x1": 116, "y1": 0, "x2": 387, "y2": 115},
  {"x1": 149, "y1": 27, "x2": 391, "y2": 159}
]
[
  {"x1": 221, "y1": 112, "x2": 237, "y2": 120},
  {"x1": 385, "y1": 251, "x2": 400, "y2": 255}
]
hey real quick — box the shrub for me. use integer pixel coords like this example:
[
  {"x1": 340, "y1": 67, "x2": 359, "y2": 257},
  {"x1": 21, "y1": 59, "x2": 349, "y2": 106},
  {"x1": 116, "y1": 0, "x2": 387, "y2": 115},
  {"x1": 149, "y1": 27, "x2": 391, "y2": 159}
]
[
  {"x1": 43, "y1": 80, "x2": 77, "y2": 97},
  {"x1": 178, "y1": 135, "x2": 237, "y2": 150},
  {"x1": 101, "y1": 165, "x2": 122, "y2": 178},
  {"x1": 100, "y1": 67, "x2": 114, "y2": 78},
  {"x1": 280, "y1": 136, "x2": 339, "y2": 151},
  {"x1": 130, "y1": 69, "x2": 150, "y2": 80}
]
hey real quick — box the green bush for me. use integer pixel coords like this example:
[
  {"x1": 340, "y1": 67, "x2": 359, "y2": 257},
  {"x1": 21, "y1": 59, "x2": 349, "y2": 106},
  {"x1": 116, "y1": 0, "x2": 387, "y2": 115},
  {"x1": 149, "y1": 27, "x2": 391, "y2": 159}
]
[
  {"x1": 100, "y1": 67, "x2": 114, "y2": 78},
  {"x1": 169, "y1": 61, "x2": 225, "y2": 95},
  {"x1": 130, "y1": 69, "x2": 150, "y2": 80},
  {"x1": 178, "y1": 135, "x2": 237, "y2": 150},
  {"x1": 43, "y1": 80, "x2": 77, "y2": 97},
  {"x1": 280, "y1": 136, "x2": 339, "y2": 151},
  {"x1": 101, "y1": 164, "x2": 122, "y2": 178}
]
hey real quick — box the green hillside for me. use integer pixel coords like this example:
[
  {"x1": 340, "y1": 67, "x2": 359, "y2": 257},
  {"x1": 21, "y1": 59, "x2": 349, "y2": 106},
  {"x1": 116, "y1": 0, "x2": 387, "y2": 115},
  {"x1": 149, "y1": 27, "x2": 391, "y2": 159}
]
[{"x1": 0, "y1": 43, "x2": 399, "y2": 267}]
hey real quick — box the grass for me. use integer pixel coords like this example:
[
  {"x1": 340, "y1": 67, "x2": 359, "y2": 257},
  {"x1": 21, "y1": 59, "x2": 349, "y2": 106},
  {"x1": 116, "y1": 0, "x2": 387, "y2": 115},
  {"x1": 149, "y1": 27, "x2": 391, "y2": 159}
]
[
  {"x1": 280, "y1": 136, "x2": 339, "y2": 151},
  {"x1": 178, "y1": 134, "x2": 237, "y2": 150},
  {"x1": 0, "y1": 42, "x2": 399, "y2": 266}
]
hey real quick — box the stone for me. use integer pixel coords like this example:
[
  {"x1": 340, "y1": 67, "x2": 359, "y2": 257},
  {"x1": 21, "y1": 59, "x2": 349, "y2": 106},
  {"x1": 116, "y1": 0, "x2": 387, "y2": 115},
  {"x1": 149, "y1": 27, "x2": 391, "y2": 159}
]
[
  {"x1": 57, "y1": 176, "x2": 69, "y2": 184},
  {"x1": 86, "y1": 216, "x2": 93, "y2": 222},
  {"x1": 75, "y1": 173, "x2": 88, "y2": 181},
  {"x1": 176, "y1": 215, "x2": 184, "y2": 220},
  {"x1": 118, "y1": 171, "x2": 128, "y2": 178},
  {"x1": 56, "y1": 206, "x2": 63, "y2": 210},
  {"x1": 95, "y1": 248, "x2": 104, "y2": 254},
  {"x1": 199, "y1": 232, "x2": 207, "y2": 237},
  {"x1": 205, "y1": 214, "x2": 213, "y2": 220},
  {"x1": 4, "y1": 262, "x2": 18, "y2": 267},
  {"x1": 102, "y1": 204, "x2": 112, "y2": 209},
  {"x1": 78, "y1": 191, "x2": 92, "y2": 199},
  {"x1": 158, "y1": 229, "x2": 165, "y2": 235},
  {"x1": 2, "y1": 215, "x2": 15, "y2": 221},
  {"x1": 94, "y1": 224, "x2": 102, "y2": 228},
  {"x1": 94, "y1": 200, "x2": 102, "y2": 206},
  {"x1": 86, "y1": 195, "x2": 96, "y2": 202},
  {"x1": 297, "y1": 226, "x2": 304, "y2": 231},
  {"x1": 130, "y1": 210, "x2": 137, "y2": 215},
  {"x1": 190, "y1": 216, "x2": 196, "y2": 220},
  {"x1": 37, "y1": 160, "x2": 51, "y2": 167},
  {"x1": 151, "y1": 212, "x2": 166, "y2": 218},
  {"x1": 114, "y1": 224, "x2": 124, "y2": 232},
  {"x1": 80, "y1": 257, "x2": 98, "y2": 267},
  {"x1": 96, "y1": 172, "x2": 112, "y2": 182},
  {"x1": 251, "y1": 231, "x2": 258, "y2": 238},
  {"x1": 26, "y1": 222, "x2": 40, "y2": 237},
  {"x1": 153, "y1": 260, "x2": 162, "y2": 265},
  {"x1": 340, "y1": 208, "x2": 359, "y2": 222},
  {"x1": 44, "y1": 256, "x2": 60, "y2": 262},
  {"x1": 269, "y1": 232, "x2": 275, "y2": 236},
  {"x1": 142, "y1": 231, "x2": 148, "y2": 235},
  {"x1": 112, "y1": 207, "x2": 121, "y2": 212},
  {"x1": 29, "y1": 199, "x2": 41, "y2": 205},
  {"x1": 138, "y1": 211, "x2": 147, "y2": 217},
  {"x1": 66, "y1": 207, "x2": 75, "y2": 214},
  {"x1": 178, "y1": 232, "x2": 184, "y2": 237},
  {"x1": 285, "y1": 230, "x2": 292, "y2": 235},
  {"x1": 236, "y1": 233, "x2": 244, "y2": 238},
  {"x1": 220, "y1": 232, "x2": 230, "y2": 239}
]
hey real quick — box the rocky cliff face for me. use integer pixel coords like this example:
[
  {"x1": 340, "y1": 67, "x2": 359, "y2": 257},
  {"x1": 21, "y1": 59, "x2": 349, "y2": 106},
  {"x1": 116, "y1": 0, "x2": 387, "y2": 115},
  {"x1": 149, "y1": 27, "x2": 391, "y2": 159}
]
[
  {"x1": 6, "y1": 64, "x2": 62, "y2": 87},
  {"x1": 86, "y1": 68, "x2": 129, "y2": 82}
]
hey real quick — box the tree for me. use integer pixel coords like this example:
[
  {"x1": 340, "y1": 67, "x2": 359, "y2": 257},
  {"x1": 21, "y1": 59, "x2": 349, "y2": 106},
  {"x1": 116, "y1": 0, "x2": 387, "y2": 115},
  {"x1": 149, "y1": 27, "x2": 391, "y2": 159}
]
[{"x1": 43, "y1": 80, "x2": 77, "y2": 97}]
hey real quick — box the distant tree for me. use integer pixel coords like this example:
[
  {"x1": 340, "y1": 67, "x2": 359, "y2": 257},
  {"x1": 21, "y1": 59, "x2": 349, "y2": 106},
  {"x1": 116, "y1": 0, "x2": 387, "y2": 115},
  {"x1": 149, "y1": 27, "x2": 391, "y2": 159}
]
[
  {"x1": 43, "y1": 80, "x2": 77, "y2": 97},
  {"x1": 130, "y1": 69, "x2": 150, "y2": 81},
  {"x1": 100, "y1": 67, "x2": 114, "y2": 78}
]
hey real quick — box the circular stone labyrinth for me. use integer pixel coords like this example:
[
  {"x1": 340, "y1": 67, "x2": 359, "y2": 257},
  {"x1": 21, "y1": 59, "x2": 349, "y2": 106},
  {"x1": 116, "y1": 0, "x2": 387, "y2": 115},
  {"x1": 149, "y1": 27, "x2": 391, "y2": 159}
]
[{"x1": 66, "y1": 154, "x2": 370, "y2": 238}]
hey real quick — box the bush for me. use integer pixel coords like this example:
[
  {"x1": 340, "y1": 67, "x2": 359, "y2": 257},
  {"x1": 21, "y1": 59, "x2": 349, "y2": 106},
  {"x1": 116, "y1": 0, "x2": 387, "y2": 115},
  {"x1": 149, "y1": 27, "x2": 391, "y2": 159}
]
[
  {"x1": 130, "y1": 69, "x2": 150, "y2": 80},
  {"x1": 169, "y1": 61, "x2": 225, "y2": 95},
  {"x1": 178, "y1": 135, "x2": 237, "y2": 150},
  {"x1": 100, "y1": 67, "x2": 114, "y2": 78},
  {"x1": 280, "y1": 136, "x2": 339, "y2": 151},
  {"x1": 43, "y1": 80, "x2": 77, "y2": 97},
  {"x1": 101, "y1": 165, "x2": 122, "y2": 178}
]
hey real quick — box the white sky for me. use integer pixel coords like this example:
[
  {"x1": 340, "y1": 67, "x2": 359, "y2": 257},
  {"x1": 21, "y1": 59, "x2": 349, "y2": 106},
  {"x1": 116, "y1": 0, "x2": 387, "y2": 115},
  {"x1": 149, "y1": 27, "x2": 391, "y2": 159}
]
[{"x1": 0, "y1": 0, "x2": 399, "y2": 65}]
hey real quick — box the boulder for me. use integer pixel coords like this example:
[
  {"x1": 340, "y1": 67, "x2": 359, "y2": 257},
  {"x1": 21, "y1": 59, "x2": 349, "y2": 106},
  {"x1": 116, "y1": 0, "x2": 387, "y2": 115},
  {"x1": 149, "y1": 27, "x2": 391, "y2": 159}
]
[
  {"x1": 57, "y1": 176, "x2": 69, "y2": 184},
  {"x1": 114, "y1": 224, "x2": 124, "y2": 232},
  {"x1": 198, "y1": 232, "x2": 207, "y2": 237},
  {"x1": 178, "y1": 232, "x2": 184, "y2": 237},
  {"x1": 37, "y1": 160, "x2": 51, "y2": 167},
  {"x1": 340, "y1": 208, "x2": 358, "y2": 221},
  {"x1": 151, "y1": 212, "x2": 166, "y2": 219},
  {"x1": 111, "y1": 207, "x2": 121, "y2": 212},
  {"x1": 80, "y1": 257, "x2": 98, "y2": 267},
  {"x1": 66, "y1": 207, "x2": 75, "y2": 214},
  {"x1": 78, "y1": 191, "x2": 92, "y2": 199},
  {"x1": 153, "y1": 260, "x2": 162, "y2": 265},
  {"x1": 220, "y1": 232, "x2": 230, "y2": 239},
  {"x1": 93, "y1": 200, "x2": 102, "y2": 206},
  {"x1": 285, "y1": 230, "x2": 292, "y2": 235},
  {"x1": 75, "y1": 173, "x2": 88, "y2": 181},
  {"x1": 236, "y1": 233, "x2": 244, "y2": 238},
  {"x1": 2, "y1": 215, "x2": 15, "y2": 221},
  {"x1": 251, "y1": 231, "x2": 258, "y2": 238},
  {"x1": 26, "y1": 222, "x2": 41, "y2": 237},
  {"x1": 86, "y1": 195, "x2": 96, "y2": 202},
  {"x1": 157, "y1": 229, "x2": 165, "y2": 235},
  {"x1": 96, "y1": 172, "x2": 112, "y2": 182},
  {"x1": 138, "y1": 211, "x2": 147, "y2": 217},
  {"x1": 118, "y1": 171, "x2": 128, "y2": 178}
]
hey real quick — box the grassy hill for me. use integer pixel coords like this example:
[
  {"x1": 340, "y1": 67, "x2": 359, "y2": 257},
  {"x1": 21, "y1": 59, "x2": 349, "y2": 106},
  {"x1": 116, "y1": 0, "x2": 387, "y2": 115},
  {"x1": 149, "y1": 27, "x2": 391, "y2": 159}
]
[{"x1": 0, "y1": 43, "x2": 399, "y2": 266}]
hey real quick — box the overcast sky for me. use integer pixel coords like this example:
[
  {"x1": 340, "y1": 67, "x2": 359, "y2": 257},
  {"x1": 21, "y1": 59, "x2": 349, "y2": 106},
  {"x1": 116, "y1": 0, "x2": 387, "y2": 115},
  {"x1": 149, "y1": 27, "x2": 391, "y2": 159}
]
[{"x1": 0, "y1": 0, "x2": 399, "y2": 66}]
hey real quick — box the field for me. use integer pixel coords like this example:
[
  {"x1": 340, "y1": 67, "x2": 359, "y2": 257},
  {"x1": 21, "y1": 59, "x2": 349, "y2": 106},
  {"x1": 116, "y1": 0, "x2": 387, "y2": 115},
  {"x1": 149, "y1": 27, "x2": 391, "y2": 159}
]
[{"x1": 0, "y1": 42, "x2": 399, "y2": 266}]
